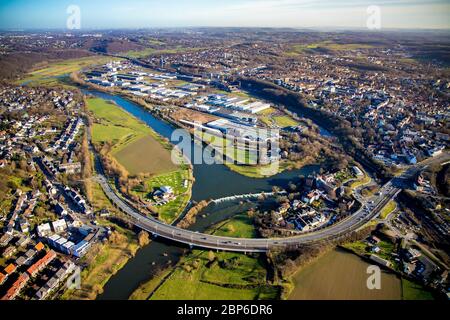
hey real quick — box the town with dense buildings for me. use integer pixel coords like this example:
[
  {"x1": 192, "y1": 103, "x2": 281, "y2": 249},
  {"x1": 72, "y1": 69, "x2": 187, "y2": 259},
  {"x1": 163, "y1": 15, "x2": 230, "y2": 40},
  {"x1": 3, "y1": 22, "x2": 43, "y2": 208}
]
[
  {"x1": 0, "y1": 27, "x2": 449, "y2": 301},
  {"x1": 139, "y1": 34, "x2": 449, "y2": 172},
  {"x1": 0, "y1": 84, "x2": 116, "y2": 300}
]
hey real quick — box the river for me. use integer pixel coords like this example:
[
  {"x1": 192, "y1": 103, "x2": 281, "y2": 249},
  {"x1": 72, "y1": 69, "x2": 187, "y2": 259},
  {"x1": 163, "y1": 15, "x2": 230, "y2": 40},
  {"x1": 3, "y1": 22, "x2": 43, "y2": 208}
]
[{"x1": 82, "y1": 89, "x2": 321, "y2": 299}]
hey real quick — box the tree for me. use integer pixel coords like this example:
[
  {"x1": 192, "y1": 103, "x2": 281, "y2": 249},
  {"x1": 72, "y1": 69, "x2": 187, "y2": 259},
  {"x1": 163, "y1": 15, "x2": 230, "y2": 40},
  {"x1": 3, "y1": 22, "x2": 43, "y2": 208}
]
[
  {"x1": 138, "y1": 230, "x2": 150, "y2": 247},
  {"x1": 109, "y1": 231, "x2": 126, "y2": 245},
  {"x1": 92, "y1": 284, "x2": 104, "y2": 295},
  {"x1": 226, "y1": 224, "x2": 236, "y2": 234},
  {"x1": 276, "y1": 195, "x2": 288, "y2": 204},
  {"x1": 34, "y1": 206, "x2": 46, "y2": 218},
  {"x1": 288, "y1": 182, "x2": 297, "y2": 192},
  {"x1": 7, "y1": 180, "x2": 19, "y2": 190},
  {"x1": 207, "y1": 250, "x2": 215, "y2": 262}
]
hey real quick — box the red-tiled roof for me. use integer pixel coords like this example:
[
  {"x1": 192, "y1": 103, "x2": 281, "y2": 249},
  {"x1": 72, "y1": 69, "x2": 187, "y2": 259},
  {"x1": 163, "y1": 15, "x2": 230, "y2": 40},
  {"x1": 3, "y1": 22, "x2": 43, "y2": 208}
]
[
  {"x1": 1, "y1": 273, "x2": 30, "y2": 300},
  {"x1": 26, "y1": 250, "x2": 56, "y2": 277},
  {"x1": 35, "y1": 242, "x2": 45, "y2": 251},
  {"x1": 4, "y1": 263, "x2": 16, "y2": 275}
]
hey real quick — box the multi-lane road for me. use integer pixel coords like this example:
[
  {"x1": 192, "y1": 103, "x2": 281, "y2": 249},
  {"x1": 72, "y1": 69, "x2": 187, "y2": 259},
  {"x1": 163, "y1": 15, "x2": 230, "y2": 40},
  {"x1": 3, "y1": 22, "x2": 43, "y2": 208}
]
[{"x1": 95, "y1": 149, "x2": 450, "y2": 253}]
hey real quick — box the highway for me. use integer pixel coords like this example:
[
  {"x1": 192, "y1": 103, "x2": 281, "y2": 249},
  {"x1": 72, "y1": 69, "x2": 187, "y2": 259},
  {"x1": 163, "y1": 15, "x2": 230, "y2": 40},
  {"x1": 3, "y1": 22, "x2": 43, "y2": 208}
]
[{"x1": 95, "y1": 145, "x2": 449, "y2": 252}]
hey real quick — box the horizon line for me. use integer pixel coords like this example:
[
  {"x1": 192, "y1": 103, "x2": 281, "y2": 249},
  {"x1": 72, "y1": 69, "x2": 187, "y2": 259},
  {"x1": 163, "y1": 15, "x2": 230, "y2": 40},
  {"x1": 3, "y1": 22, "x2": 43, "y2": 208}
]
[{"x1": 1, "y1": 26, "x2": 450, "y2": 33}]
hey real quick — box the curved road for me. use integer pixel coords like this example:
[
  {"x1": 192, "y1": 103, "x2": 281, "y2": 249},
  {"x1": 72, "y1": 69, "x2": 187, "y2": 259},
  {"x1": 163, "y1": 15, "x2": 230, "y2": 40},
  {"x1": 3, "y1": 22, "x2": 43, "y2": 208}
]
[{"x1": 94, "y1": 136, "x2": 449, "y2": 252}]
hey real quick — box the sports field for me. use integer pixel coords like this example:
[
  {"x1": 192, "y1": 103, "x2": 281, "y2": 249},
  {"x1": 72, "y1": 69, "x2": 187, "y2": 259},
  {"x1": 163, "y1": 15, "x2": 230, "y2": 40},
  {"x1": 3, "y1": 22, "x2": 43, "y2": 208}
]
[
  {"x1": 257, "y1": 107, "x2": 299, "y2": 128},
  {"x1": 273, "y1": 115, "x2": 299, "y2": 127}
]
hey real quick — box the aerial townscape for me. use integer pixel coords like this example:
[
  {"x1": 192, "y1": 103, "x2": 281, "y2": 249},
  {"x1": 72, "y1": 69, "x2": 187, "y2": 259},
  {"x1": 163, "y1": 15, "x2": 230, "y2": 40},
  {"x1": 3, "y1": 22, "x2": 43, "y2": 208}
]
[{"x1": 0, "y1": 0, "x2": 449, "y2": 305}]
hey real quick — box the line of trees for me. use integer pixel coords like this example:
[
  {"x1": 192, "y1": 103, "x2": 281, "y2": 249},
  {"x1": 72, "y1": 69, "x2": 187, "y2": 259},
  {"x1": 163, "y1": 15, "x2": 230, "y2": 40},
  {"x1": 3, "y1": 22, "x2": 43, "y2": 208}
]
[
  {"x1": 176, "y1": 200, "x2": 210, "y2": 229},
  {"x1": 267, "y1": 224, "x2": 375, "y2": 283}
]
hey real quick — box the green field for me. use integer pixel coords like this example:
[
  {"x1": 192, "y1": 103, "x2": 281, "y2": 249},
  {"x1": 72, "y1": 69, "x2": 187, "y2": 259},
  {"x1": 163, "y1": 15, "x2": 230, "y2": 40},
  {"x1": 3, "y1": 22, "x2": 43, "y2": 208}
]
[
  {"x1": 212, "y1": 214, "x2": 256, "y2": 238},
  {"x1": 272, "y1": 115, "x2": 299, "y2": 127},
  {"x1": 342, "y1": 238, "x2": 399, "y2": 270},
  {"x1": 376, "y1": 240, "x2": 397, "y2": 264},
  {"x1": 133, "y1": 167, "x2": 191, "y2": 223},
  {"x1": 114, "y1": 135, "x2": 177, "y2": 175},
  {"x1": 257, "y1": 107, "x2": 277, "y2": 115},
  {"x1": 334, "y1": 168, "x2": 355, "y2": 183},
  {"x1": 257, "y1": 107, "x2": 277, "y2": 126},
  {"x1": 257, "y1": 107, "x2": 299, "y2": 128},
  {"x1": 286, "y1": 41, "x2": 375, "y2": 55},
  {"x1": 88, "y1": 97, "x2": 191, "y2": 223},
  {"x1": 88, "y1": 97, "x2": 151, "y2": 153},
  {"x1": 136, "y1": 215, "x2": 279, "y2": 300},
  {"x1": 88, "y1": 97, "x2": 151, "y2": 146},
  {"x1": 124, "y1": 46, "x2": 204, "y2": 58},
  {"x1": 348, "y1": 173, "x2": 371, "y2": 189},
  {"x1": 87, "y1": 97, "x2": 176, "y2": 175},
  {"x1": 150, "y1": 254, "x2": 278, "y2": 300},
  {"x1": 380, "y1": 200, "x2": 397, "y2": 219},
  {"x1": 226, "y1": 160, "x2": 292, "y2": 178},
  {"x1": 196, "y1": 131, "x2": 259, "y2": 165},
  {"x1": 150, "y1": 257, "x2": 273, "y2": 300},
  {"x1": 401, "y1": 279, "x2": 434, "y2": 300},
  {"x1": 18, "y1": 56, "x2": 118, "y2": 87}
]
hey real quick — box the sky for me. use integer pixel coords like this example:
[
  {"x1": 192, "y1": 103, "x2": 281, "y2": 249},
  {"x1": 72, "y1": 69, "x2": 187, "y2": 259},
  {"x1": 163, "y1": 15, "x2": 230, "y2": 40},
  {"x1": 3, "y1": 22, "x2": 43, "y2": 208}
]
[{"x1": 0, "y1": 0, "x2": 449, "y2": 30}]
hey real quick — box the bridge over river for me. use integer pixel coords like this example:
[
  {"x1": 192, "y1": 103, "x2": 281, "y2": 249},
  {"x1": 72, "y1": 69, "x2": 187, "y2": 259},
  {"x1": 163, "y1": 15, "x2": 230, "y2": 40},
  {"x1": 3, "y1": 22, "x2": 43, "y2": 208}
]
[
  {"x1": 96, "y1": 154, "x2": 404, "y2": 253},
  {"x1": 86, "y1": 88, "x2": 450, "y2": 253}
]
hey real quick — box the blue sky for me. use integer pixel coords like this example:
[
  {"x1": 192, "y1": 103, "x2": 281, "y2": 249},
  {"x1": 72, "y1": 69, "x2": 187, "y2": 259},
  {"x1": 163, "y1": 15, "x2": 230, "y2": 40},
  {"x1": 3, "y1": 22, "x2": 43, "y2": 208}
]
[{"x1": 0, "y1": 0, "x2": 449, "y2": 30}]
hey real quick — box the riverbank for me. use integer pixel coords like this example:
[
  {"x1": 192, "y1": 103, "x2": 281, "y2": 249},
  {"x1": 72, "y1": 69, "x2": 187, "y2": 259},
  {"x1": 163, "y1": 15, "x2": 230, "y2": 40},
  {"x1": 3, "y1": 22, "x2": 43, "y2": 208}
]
[
  {"x1": 225, "y1": 159, "x2": 305, "y2": 179},
  {"x1": 130, "y1": 213, "x2": 281, "y2": 300},
  {"x1": 74, "y1": 71, "x2": 321, "y2": 179},
  {"x1": 86, "y1": 96, "x2": 193, "y2": 224},
  {"x1": 77, "y1": 86, "x2": 322, "y2": 299},
  {"x1": 61, "y1": 181, "x2": 141, "y2": 300}
]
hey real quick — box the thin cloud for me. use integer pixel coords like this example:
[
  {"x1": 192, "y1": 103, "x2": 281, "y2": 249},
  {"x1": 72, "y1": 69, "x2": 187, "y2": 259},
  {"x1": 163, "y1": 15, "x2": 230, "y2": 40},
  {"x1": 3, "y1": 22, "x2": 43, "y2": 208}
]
[{"x1": 223, "y1": 0, "x2": 450, "y2": 11}]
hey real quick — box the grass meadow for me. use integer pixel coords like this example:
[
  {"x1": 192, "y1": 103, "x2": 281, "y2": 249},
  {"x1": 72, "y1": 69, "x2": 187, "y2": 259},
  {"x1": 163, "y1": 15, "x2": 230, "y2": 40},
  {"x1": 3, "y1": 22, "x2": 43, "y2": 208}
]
[
  {"x1": 138, "y1": 214, "x2": 280, "y2": 300},
  {"x1": 18, "y1": 56, "x2": 118, "y2": 87}
]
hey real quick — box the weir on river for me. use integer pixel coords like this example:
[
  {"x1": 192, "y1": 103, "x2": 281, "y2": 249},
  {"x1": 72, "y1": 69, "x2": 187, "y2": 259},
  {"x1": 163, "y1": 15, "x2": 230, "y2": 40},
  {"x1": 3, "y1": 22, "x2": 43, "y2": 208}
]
[
  {"x1": 81, "y1": 88, "x2": 321, "y2": 300},
  {"x1": 212, "y1": 191, "x2": 287, "y2": 204}
]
